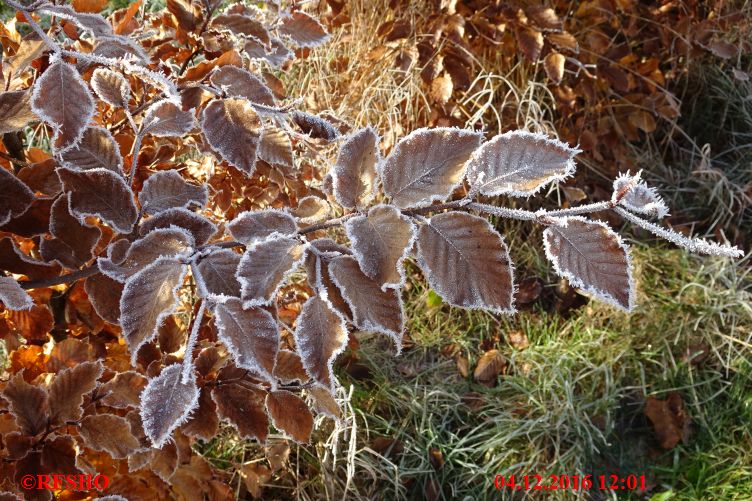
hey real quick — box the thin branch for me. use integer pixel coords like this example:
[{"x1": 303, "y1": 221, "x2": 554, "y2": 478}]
[{"x1": 19, "y1": 266, "x2": 99, "y2": 290}]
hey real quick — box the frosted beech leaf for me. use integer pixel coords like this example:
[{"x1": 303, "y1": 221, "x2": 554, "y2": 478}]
[
  {"x1": 303, "y1": 238, "x2": 352, "y2": 319},
  {"x1": 258, "y1": 125, "x2": 293, "y2": 168},
  {"x1": 0, "y1": 236, "x2": 60, "y2": 279},
  {"x1": 265, "y1": 390, "x2": 313, "y2": 443},
  {"x1": 100, "y1": 371, "x2": 147, "y2": 408},
  {"x1": 417, "y1": 212, "x2": 515, "y2": 313},
  {"x1": 0, "y1": 277, "x2": 34, "y2": 311},
  {"x1": 344, "y1": 204, "x2": 416, "y2": 289},
  {"x1": 40, "y1": 195, "x2": 101, "y2": 269},
  {"x1": 292, "y1": 196, "x2": 329, "y2": 226},
  {"x1": 274, "y1": 349, "x2": 310, "y2": 384},
  {"x1": 543, "y1": 216, "x2": 635, "y2": 311},
  {"x1": 466, "y1": 130, "x2": 579, "y2": 197},
  {"x1": 140, "y1": 170, "x2": 208, "y2": 215},
  {"x1": 0, "y1": 168, "x2": 34, "y2": 226},
  {"x1": 307, "y1": 384, "x2": 341, "y2": 420},
  {"x1": 93, "y1": 35, "x2": 149, "y2": 64},
  {"x1": 245, "y1": 38, "x2": 292, "y2": 67},
  {"x1": 291, "y1": 111, "x2": 338, "y2": 141},
  {"x1": 237, "y1": 237, "x2": 305, "y2": 306},
  {"x1": 181, "y1": 389, "x2": 219, "y2": 441},
  {"x1": 16, "y1": 159, "x2": 61, "y2": 197},
  {"x1": 293, "y1": 296, "x2": 348, "y2": 391},
  {"x1": 79, "y1": 414, "x2": 140, "y2": 458},
  {"x1": 107, "y1": 238, "x2": 131, "y2": 264},
  {"x1": 380, "y1": 127, "x2": 482, "y2": 208},
  {"x1": 141, "y1": 100, "x2": 195, "y2": 137},
  {"x1": 214, "y1": 298, "x2": 279, "y2": 380},
  {"x1": 84, "y1": 273, "x2": 123, "y2": 324},
  {"x1": 0, "y1": 90, "x2": 36, "y2": 134},
  {"x1": 209, "y1": 66, "x2": 275, "y2": 106},
  {"x1": 211, "y1": 382, "x2": 268, "y2": 443},
  {"x1": 2, "y1": 372, "x2": 49, "y2": 436},
  {"x1": 40, "y1": 4, "x2": 113, "y2": 37},
  {"x1": 612, "y1": 171, "x2": 669, "y2": 219},
  {"x1": 140, "y1": 208, "x2": 217, "y2": 245},
  {"x1": 211, "y1": 14, "x2": 270, "y2": 46},
  {"x1": 328, "y1": 256, "x2": 404, "y2": 351},
  {"x1": 98, "y1": 228, "x2": 193, "y2": 282},
  {"x1": 279, "y1": 11, "x2": 330, "y2": 48},
  {"x1": 91, "y1": 68, "x2": 131, "y2": 109},
  {"x1": 228, "y1": 209, "x2": 297, "y2": 244},
  {"x1": 57, "y1": 167, "x2": 138, "y2": 233},
  {"x1": 31, "y1": 58, "x2": 95, "y2": 152},
  {"x1": 140, "y1": 364, "x2": 200, "y2": 449},
  {"x1": 332, "y1": 126, "x2": 379, "y2": 209},
  {"x1": 201, "y1": 98, "x2": 262, "y2": 175},
  {"x1": 48, "y1": 361, "x2": 103, "y2": 425},
  {"x1": 120, "y1": 258, "x2": 188, "y2": 365},
  {"x1": 60, "y1": 126, "x2": 124, "y2": 174},
  {"x1": 194, "y1": 249, "x2": 241, "y2": 298}
]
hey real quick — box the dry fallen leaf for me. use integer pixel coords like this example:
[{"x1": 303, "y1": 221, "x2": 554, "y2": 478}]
[
  {"x1": 473, "y1": 349, "x2": 506, "y2": 387},
  {"x1": 644, "y1": 393, "x2": 691, "y2": 449}
]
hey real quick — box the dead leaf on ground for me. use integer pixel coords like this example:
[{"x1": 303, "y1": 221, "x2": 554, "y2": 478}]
[
  {"x1": 473, "y1": 349, "x2": 506, "y2": 387},
  {"x1": 644, "y1": 393, "x2": 691, "y2": 449}
]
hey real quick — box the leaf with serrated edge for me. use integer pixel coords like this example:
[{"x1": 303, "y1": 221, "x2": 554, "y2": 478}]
[
  {"x1": 31, "y1": 57, "x2": 95, "y2": 152},
  {"x1": 237, "y1": 237, "x2": 305, "y2": 307},
  {"x1": 140, "y1": 207, "x2": 217, "y2": 246},
  {"x1": 291, "y1": 111, "x2": 338, "y2": 141},
  {"x1": 91, "y1": 68, "x2": 131, "y2": 109},
  {"x1": 2, "y1": 372, "x2": 49, "y2": 436},
  {"x1": 542, "y1": 216, "x2": 635, "y2": 311},
  {"x1": 78, "y1": 414, "x2": 140, "y2": 458},
  {"x1": 0, "y1": 156, "x2": 35, "y2": 226},
  {"x1": 201, "y1": 98, "x2": 262, "y2": 175},
  {"x1": 120, "y1": 257, "x2": 188, "y2": 365},
  {"x1": 100, "y1": 371, "x2": 147, "y2": 408},
  {"x1": 417, "y1": 212, "x2": 515, "y2": 313},
  {"x1": 214, "y1": 298, "x2": 279, "y2": 381},
  {"x1": 345, "y1": 204, "x2": 416, "y2": 290},
  {"x1": 332, "y1": 126, "x2": 379, "y2": 209},
  {"x1": 279, "y1": 11, "x2": 330, "y2": 48},
  {"x1": 210, "y1": 66, "x2": 275, "y2": 106},
  {"x1": 140, "y1": 364, "x2": 200, "y2": 449},
  {"x1": 258, "y1": 125, "x2": 293, "y2": 168},
  {"x1": 380, "y1": 127, "x2": 482, "y2": 208},
  {"x1": 140, "y1": 170, "x2": 208, "y2": 215},
  {"x1": 0, "y1": 90, "x2": 36, "y2": 134},
  {"x1": 84, "y1": 272, "x2": 123, "y2": 324},
  {"x1": 40, "y1": 4, "x2": 113, "y2": 37},
  {"x1": 194, "y1": 249, "x2": 241, "y2": 299},
  {"x1": 48, "y1": 361, "x2": 103, "y2": 425},
  {"x1": 211, "y1": 13, "x2": 270, "y2": 45},
  {"x1": 265, "y1": 390, "x2": 313, "y2": 443},
  {"x1": 98, "y1": 227, "x2": 194, "y2": 283},
  {"x1": 274, "y1": 349, "x2": 310, "y2": 385},
  {"x1": 141, "y1": 100, "x2": 195, "y2": 137},
  {"x1": 328, "y1": 255, "x2": 404, "y2": 351},
  {"x1": 293, "y1": 296, "x2": 348, "y2": 391},
  {"x1": 57, "y1": 167, "x2": 138, "y2": 233},
  {"x1": 245, "y1": 38, "x2": 292, "y2": 67},
  {"x1": 211, "y1": 382, "x2": 268, "y2": 443},
  {"x1": 60, "y1": 126, "x2": 124, "y2": 174},
  {"x1": 613, "y1": 171, "x2": 668, "y2": 219},
  {"x1": 228, "y1": 209, "x2": 297, "y2": 244},
  {"x1": 466, "y1": 130, "x2": 579, "y2": 197},
  {"x1": 0, "y1": 276, "x2": 34, "y2": 311}
]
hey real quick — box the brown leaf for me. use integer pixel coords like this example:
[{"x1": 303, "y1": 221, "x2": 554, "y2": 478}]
[
  {"x1": 209, "y1": 66, "x2": 275, "y2": 106},
  {"x1": 273, "y1": 349, "x2": 310, "y2": 384},
  {"x1": 140, "y1": 170, "x2": 208, "y2": 215},
  {"x1": 0, "y1": 276, "x2": 34, "y2": 311},
  {"x1": 48, "y1": 360, "x2": 103, "y2": 425},
  {"x1": 292, "y1": 196, "x2": 329, "y2": 226},
  {"x1": 17, "y1": 159, "x2": 61, "y2": 197},
  {"x1": 0, "y1": 167, "x2": 35, "y2": 226},
  {"x1": 279, "y1": 11, "x2": 329, "y2": 48},
  {"x1": 182, "y1": 387, "x2": 219, "y2": 440},
  {"x1": 2, "y1": 372, "x2": 49, "y2": 436},
  {"x1": 707, "y1": 41, "x2": 736, "y2": 59},
  {"x1": 304, "y1": 239, "x2": 353, "y2": 320},
  {"x1": 514, "y1": 277, "x2": 543, "y2": 305},
  {"x1": 47, "y1": 337, "x2": 92, "y2": 372},
  {"x1": 100, "y1": 370, "x2": 147, "y2": 408},
  {"x1": 473, "y1": 349, "x2": 506, "y2": 387},
  {"x1": 629, "y1": 110, "x2": 657, "y2": 133},
  {"x1": 430, "y1": 74, "x2": 453, "y2": 104},
  {"x1": 78, "y1": 414, "x2": 140, "y2": 458},
  {"x1": 547, "y1": 31, "x2": 579, "y2": 53},
  {"x1": 201, "y1": 98, "x2": 262, "y2": 175},
  {"x1": 194, "y1": 249, "x2": 241, "y2": 298},
  {"x1": 91, "y1": 67, "x2": 131, "y2": 109},
  {"x1": 40, "y1": 195, "x2": 101, "y2": 269},
  {"x1": 60, "y1": 126, "x2": 124, "y2": 174},
  {"x1": 517, "y1": 28, "x2": 544, "y2": 61},
  {"x1": 166, "y1": 0, "x2": 201, "y2": 32},
  {"x1": 140, "y1": 207, "x2": 217, "y2": 246},
  {"x1": 211, "y1": 14, "x2": 270, "y2": 46},
  {"x1": 291, "y1": 111, "x2": 339, "y2": 141},
  {"x1": 644, "y1": 393, "x2": 690, "y2": 449},
  {"x1": 240, "y1": 462, "x2": 272, "y2": 499},
  {"x1": 57, "y1": 167, "x2": 138, "y2": 233},
  {"x1": 428, "y1": 447, "x2": 444, "y2": 470},
  {"x1": 211, "y1": 381, "x2": 268, "y2": 442},
  {"x1": 141, "y1": 100, "x2": 195, "y2": 137},
  {"x1": 293, "y1": 296, "x2": 348, "y2": 390},
  {"x1": 237, "y1": 237, "x2": 304, "y2": 306},
  {"x1": 332, "y1": 126, "x2": 380, "y2": 210},
  {"x1": 246, "y1": 39, "x2": 293, "y2": 68},
  {"x1": 307, "y1": 384, "x2": 341, "y2": 420},
  {"x1": 40, "y1": 435, "x2": 79, "y2": 475},
  {"x1": 544, "y1": 52, "x2": 565, "y2": 84},
  {"x1": 0, "y1": 90, "x2": 36, "y2": 135},
  {"x1": 265, "y1": 390, "x2": 313, "y2": 443},
  {"x1": 417, "y1": 212, "x2": 514, "y2": 313},
  {"x1": 140, "y1": 364, "x2": 200, "y2": 448},
  {"x1": 84, "y1": 272, "x2": 123, "y2": 324},
  {"x1": 8, "y1": 304, "x2": 54, "y2": 343},
  {"x1": 258, "y1": 125, "x2": 293, "y2": 168},
  {"x1": 99, "y1": 228, "x2": 193, "y2": 282},
  {"x1": 228, "y1": 209, "x2": 297, "y2": 245},
  {"x1": 72, "y1": 0, "x2": 108, "y2": 13}
]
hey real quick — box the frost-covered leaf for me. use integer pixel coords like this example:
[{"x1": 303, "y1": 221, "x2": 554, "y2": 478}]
[
  {"x1": 332, "y1": 126, "x2": 379, "y2": 209},
  {"x1": 201, "y1": 98, "x2": 262, "y2": 175},
  {"x1": 78, "y1": 414, "x2": 140, "y2": 458},
  {"x1": 211, "y1": 381, "x2": 268, "y2": 443},
  {"x1": 274, "y1": 349, "x2": 310, "y2": 384},
  {"x1": 258, "y1": 125, "x2": 293, "y2": 168},
  {"x1": 141, "y1": 100, "x2": 195, "y2": 137},
  {"x1": 40, "y1": 195, "x2": 101, "y2": 269},
  {"x1": 303, "y1": 238, "x2": 352, "y2": 319},
  {"x1": 214, "y1": 298, "x2": 279, "y2": 380},
  {"x1": 211, "y1": 13, "x2": 270, "y2": 46},
  {"x1": 140, "y1": 170, "x2": 208, "y2": 215},
  {"x1": 140, "y1": 207, "x2": 217, "y2": 245},
  {"x1": 293, "y1": 296, "x2": 348, "y2": 391},
  {"x1": 210, "y1": 66, "x2": 275, "y2": 106},
  {"x1": 0, "y1": 236, "x2": 60, "y2": 279},
  {"x1": 84, "y1": 272, "x2": 123, "y2": 324},
  {"x1": 266, "y1": 390, "x2": 313, "y2": 443},
  {"x1": 140, "y1": 364, "x2": 200, "y2": 449},
  {"x1": 31, "y1": 58, "x2": 95, "y2": 152},
  {"x1": 57, "y1": 167, "x2": 138, "y2": 233},
  {"x1": 344, "y1": 204, "x2": 415, "y2": 289},
  {"x1": 292, "y1": 196, "x2": 329, "y2": 226},
  {"x1": 307, "y1": 384, "x2": 341, "y2": 420},
  {"x1": 0, "y1": 277, "x2": 34, "y2": 311},
  {"x1": 466, "y1": 130, "x2": 579, "y2": 197},
  {"x1": 328, "y1": 256, "x2": 403, "y2": 351},
  {"x1": 194, "y1": 249, "x2": 241, "y2": 298},
  {"x1": 543, "y1": 216, "x2": 635, "y2": 311},
  {"x1": 181, "y1": 388, "x2": 219, "y2": 441},
  {"x1": 228, "y1": 209, "x2": 297, "y2": 244},
  {"x1": 0, "y1": 167, "x2": 35, "y2": 226},
  {"x1": 91, "y1": 68, "x2": 131, "y2": 109},
  {"x1": 99, "y1": 228, "x2": 193, "y2": 282},
  {"x1": 291, "y1": 111, "x2": 338, "y2": 141},
  {"x1": 40, "y1": 4, "x2": 113, "y2": 37},
  {"x1": 92, "y1": 35, "x2": 149, "y2": 64},
  {"x1": 2, "y1": 372, "x2": 49, "y2": 436},
  {"x1": 380, "y1": 127, "x2": 482, "y2": 208},
  {"x1": 60, "y1": 126, "x2": 124, "y2": 174},
  {"x1": 237, "y1": 237, "x2": 305, "y2": 306},
  {"x1": 120, "y1": 257, "x2": 188, "y2": 364},
  {"x1": 100, "y1": 371, "x2": 147, "y2": 408},
  {"x1": 244, "y1": 38, "x2": 292, "y2": 67},
  {"x1": 0, "y1": 90, "x2": 36, "y2": 134},
  {"x1": 613, "y1": 171, "x2": 669, "y2": 219},
  {"x1": 48, "y1": 361, "x2": 103, "y2": 425},
  {"x1": 417, "y1": 212, "x2": 514, "y2": 313},
  {"x1": 279, "y1": 11, "x2": 330, "y2": 48}
]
